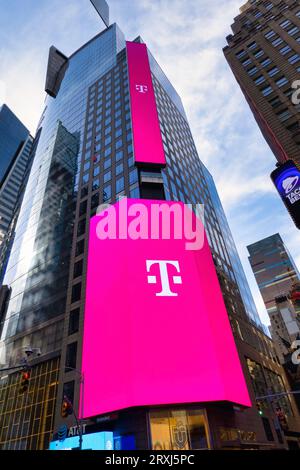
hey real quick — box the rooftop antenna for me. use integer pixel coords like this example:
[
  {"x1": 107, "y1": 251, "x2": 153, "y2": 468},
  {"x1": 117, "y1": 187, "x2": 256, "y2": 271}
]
[{"x1": 90, "y1": 0, "x2": 110, "y2": 28}]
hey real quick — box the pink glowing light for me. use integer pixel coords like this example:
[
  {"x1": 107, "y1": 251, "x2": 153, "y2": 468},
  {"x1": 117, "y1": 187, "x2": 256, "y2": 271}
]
[
  {"x1": 80, "y1": 200, "x2": 251, "y2": 418},
  {"x1": 126, "y1": 41, "x2": 166, "y2": 167}
]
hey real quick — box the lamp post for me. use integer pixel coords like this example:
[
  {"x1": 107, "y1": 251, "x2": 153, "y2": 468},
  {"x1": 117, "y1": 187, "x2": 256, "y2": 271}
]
[{"x1": 64, "y1": 367, "x2": 85, "y2": 450}]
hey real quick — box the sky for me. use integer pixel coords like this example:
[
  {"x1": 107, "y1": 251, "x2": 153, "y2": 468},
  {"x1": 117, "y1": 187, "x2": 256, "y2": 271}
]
[{"x1": 0, "y1": 0, "x2": 299, "y2": 326}]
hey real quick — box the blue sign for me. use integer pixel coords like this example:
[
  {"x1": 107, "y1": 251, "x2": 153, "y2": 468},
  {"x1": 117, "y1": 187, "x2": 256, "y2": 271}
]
[
  {"x1": 49, "y1": 431, "x2": 113, "y2": 450},
  {"x1": 57, "y1": 424, "x2": 68, "y2": 442},
  {"x1": 114, "y1": 435, "x2": 136, "y2": 450},
  {"x1": 271, "y1": 160, "x2": 300, "y2": 229}
]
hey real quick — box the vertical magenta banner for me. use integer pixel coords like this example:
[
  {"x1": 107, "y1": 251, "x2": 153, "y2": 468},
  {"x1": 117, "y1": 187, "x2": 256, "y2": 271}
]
[{"x1": 126, "y1": 41, "x2": 166, "y2": 166}]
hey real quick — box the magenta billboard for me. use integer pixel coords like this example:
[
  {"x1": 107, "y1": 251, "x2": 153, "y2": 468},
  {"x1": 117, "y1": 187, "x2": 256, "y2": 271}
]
[
  {"x1": 126, "y1": 41, "x2": 166, "y2": 167},
  {"x1": 80, "y1": 200, "x2": 251, "y2": 418}
]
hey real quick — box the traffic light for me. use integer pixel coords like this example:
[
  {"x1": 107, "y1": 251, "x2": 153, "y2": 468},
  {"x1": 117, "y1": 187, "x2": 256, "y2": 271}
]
[
  {"x1": 19, "y1": 369, "x2": 31, "y2": 394},
  {"x1": 256, "y1": 401, "x2": 264, "y2": 416},
  {"x1": 61, "y1": 395, "x2": 73, "y2": 418}
]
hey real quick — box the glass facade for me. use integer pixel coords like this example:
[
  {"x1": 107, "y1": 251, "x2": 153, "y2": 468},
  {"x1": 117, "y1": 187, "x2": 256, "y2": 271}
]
[
  {"x1": 247, "y1": 233, "x2": 300, "y2": 316},
  {"x1": 0, "y1": 25, "x2": 126, "y2": 367},
  {"x1": 0, "y1": 105, "x2": 29, "y2": 185},
  {"x1": 149, "y1": 409, "x2": 210, "y2": 450},
  {"x1": 0, "y1": 135, "x2": 34, "y2": 255},
  {"x1": 224, "y1": 2, "x2": 300, "y2": 166},
  {"x1": 0, "y1": 357, "x2": 60, "y2": 450},
  {"x1": 202, "y1": 165, "x2": 266, "y2": 332}
]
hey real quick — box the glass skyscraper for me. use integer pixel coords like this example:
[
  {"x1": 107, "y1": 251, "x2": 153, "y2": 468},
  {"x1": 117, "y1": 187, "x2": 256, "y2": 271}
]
[
  {"x1": 0, "y1": 105, "x2": 29, "y2": 184},
  {"x1": 248, "y1": 233, "x2": 300, "y2": 317},
  {"x1": 1, "y1": 13, "x2": 300, "y2": 449},
  {"x1": 0, "y1": 135, "x2": 34, "y2": 257}
]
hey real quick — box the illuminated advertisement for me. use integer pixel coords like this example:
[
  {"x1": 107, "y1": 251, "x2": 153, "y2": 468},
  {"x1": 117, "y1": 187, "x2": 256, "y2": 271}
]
[
  {"x1": 271, "y1": 160, "x2": 300, "y2": 229},
  {"x1": 81, "y1": 199, "x2": 251, "y2": 419},
  {"x1": 126, "y1": 41, "x2": 166, "y2": 167},
  {"x1": 49, "y1": 431, "x2": 113, "y2": 450}
]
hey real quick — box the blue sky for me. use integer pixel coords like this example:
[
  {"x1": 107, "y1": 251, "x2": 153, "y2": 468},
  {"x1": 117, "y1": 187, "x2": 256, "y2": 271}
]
[{"x1": 1, "y1": 0, "x2": 299, "y2": 326}]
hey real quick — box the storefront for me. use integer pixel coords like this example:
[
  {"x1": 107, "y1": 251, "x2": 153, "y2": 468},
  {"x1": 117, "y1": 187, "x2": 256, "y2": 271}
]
[{"x1": 149, "y1": 409, "x2": 210, "y2": 450}]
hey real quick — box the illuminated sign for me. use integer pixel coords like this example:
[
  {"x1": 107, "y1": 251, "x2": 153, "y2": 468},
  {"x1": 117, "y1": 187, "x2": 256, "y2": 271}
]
[
  {"x1": 49, "y1": 431, "x2": 113, "y2": 450},
  {"x1": 126, "y1": 42, "x2": 166, "y2": 167},
  {"x1": 81, "y1": 200, "x2": 251, "y2": 419},
  {"x1": 271, "y1": 160, "x2": 300, "y2": 229}
]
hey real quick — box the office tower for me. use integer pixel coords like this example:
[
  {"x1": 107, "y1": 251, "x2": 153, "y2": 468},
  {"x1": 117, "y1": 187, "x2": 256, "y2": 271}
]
[
  {"x1": 248, "y1": 233, "x2": 300, "y2": 414},
  {"x1": 0, "y1": 105, "x2": 29, "y2": 184},
  {"x1": 0, "y1": 104, "x2": 33, "y2": 252},
  {"x1": 224, "y1": 1, "x2": 300, "y2": 229},
  {"x1": 248, "y1": 233, "x2": 300, "y2": 316},
  {"x1": 202, "y1": 165, "x2": 268, "y2": 334},
  {"x1": 224, "y1": 0, "x2": 300, "y2": 167},
  {"x1": 247, "y1": 233, "x2": 300, "y2": 362},
  {"x1": 0, "y1": 135, "x2": 34, "y2": 253},
  {"x1": 1, "y1": 8, "x2": 300, "y2": 451}
]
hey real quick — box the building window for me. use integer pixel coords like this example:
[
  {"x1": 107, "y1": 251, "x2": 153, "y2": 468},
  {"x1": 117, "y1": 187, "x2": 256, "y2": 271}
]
[
  {"x1": 71, "y1": 283, "x2": 81, "y2": 303},
  {"x1": 280, "y1": 19, "x2": 291, "y2": 29},
  {"x1": 104, "y1": 171, "x2": 112, "y2": 183},
  {"x1": 271, "y1": 37, "x2": 283, "y2": 47},
  {"x1": 68, "y1": 309, "x2": 80, "y2": 335},
  {"x1": 261, "y1": 85, "x2": 273, "y2": 96},
  {"x1": 268, "y1": 96, "x2": 282, "y2": 108},
  {"x1": 73, "y1": 260, "x2": 83, "y2": 279},
  {"x1": 116, "y1": 163, "x2": 123, "y2": 176},
  {"x1": 255, "y1": 75, "x2": 266, "y2": 85},
  {"x1": 75, "y1": 239, "x2": 84, "y2": 257},
  {"x1": 91, "y1": 193, "x2": 99, "y2": 210},
  {"x1": 65, "y1": 342, "x2": 77, "y2": 372},
  {"x1": 279, "y1": 45, "x2": 291, "y2": 55},
  {"x1": 254, "y1": 49, "x2": 264, "y2": 58},
  {"x1": 276, "y1": 109, "x2": 292, "y2": 122},
  {"x1": 149, "y1": 409, "x2": 210, "y2": 450},
  {"x1": 288, "y1": 26, "x2": 299, "y2": 36},
  {"x1": 77, "y1": 219, "x2": 86, "y2": 237},
  {"x1": 248, "y1": 66, "x2": 258, "y2": 76},
  {"x1": 268, "y1": 66, "x2": 279, "y2": 77},
  {"x1": 103, "y1": 185, "x2": 112, "y2": 202},
  {"x1": 116, "y1": 177, "x2": 125, "y2": 194},
  {"x1": 247, "y1": 41, "x2": 257, "y2": 50},
  {"x1": 236, "y1": 49, "x2": 246, "y2": 59},
  {"x1": 288, "y1": 53, "x2": 300, "y2": 64},
  {"x1": 242, "y1": 57, "x2": 252, "y2": 67},
  {"x1": 275, "y1": 76, "x2": 288, "y2": 87},
  {"x1": 260, "y1": 57, "x2": 272, "y2": 67},
  {"x1": 261, "y1": 417, "x2": 274, "y2": 441},
  {"x1": 265, "y1": 30, "x2": 275, "y2": 39}
]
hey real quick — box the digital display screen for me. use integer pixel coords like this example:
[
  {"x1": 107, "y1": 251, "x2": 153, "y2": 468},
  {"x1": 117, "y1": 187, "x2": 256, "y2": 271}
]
[{"x1": 81, "y1": 199, "x2": 251, "y2": 418}]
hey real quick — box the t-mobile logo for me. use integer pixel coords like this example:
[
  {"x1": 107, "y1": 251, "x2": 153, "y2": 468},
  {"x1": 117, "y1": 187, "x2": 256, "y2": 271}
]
[
  {"x1": 136, "y1": 84, "x2": 148, "y2": 93},
  {"x1": 146, "y1": 260, "x2": 182, "y2": 297}
]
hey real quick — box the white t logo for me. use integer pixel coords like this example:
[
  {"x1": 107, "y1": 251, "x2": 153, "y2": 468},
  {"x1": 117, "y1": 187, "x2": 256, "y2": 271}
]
[
  {"x1": 136, "y1": 84, "x2": 148, "y2": 93},
  {"x1": 146, "y1": 260, "x2": 182, "y2": 297}
]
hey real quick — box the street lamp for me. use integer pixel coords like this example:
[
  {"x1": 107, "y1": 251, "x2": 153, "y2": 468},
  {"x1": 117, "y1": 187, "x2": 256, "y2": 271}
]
[{"x1": 64, "y1": 367, "x2": 85, "y2": 450}]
